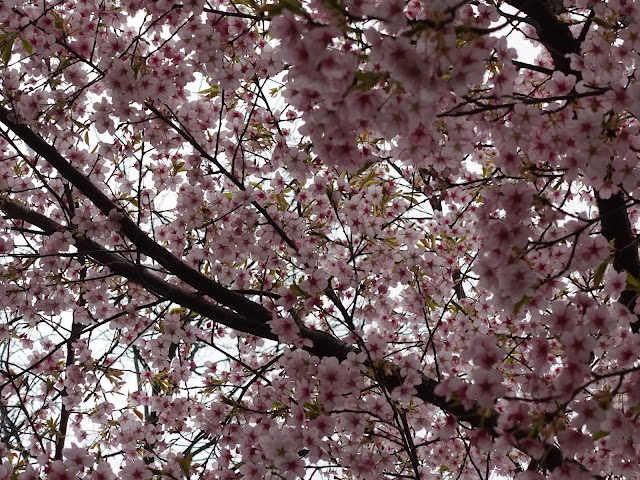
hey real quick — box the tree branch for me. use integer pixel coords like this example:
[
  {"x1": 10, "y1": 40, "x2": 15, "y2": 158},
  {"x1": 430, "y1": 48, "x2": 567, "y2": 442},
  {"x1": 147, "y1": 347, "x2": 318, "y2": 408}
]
[
  {"x1": 0, "y1": 197, "x2": 277, "y2": 340},
  {"x1": 0, "y1": 196, "x2": 575, "y2": 473},
  {"x1": 595, "y1": 192, "x2": 640, "y2": 330},
  {"x1": 0, "y1": 106, "x2": 271, "y2": 326},
  {"x1": 506, "y1": 0, "x2": 640, "y2": 332},
  {"x1": 506, "y1": 0, "x2": 580, "y2": 73}
]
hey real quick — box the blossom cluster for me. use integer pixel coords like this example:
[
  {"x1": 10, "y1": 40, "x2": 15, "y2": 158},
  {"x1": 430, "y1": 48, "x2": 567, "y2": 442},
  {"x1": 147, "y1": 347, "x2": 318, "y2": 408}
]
[{"x1": 1, "y1": 0, "x2": 640, "y2": 479}]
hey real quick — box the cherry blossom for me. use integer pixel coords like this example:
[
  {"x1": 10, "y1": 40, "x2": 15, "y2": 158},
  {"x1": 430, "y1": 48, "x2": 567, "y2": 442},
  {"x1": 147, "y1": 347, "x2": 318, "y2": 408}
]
[{"x1": 2, "y1": 0, "x2": 640, "y2": 479}]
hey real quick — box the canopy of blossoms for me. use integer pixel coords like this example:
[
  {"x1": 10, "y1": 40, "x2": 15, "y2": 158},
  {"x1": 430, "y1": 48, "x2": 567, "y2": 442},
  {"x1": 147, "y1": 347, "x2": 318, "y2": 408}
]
[{"x1": 1, "y1": 0, "x2": 640, "y2": 478}]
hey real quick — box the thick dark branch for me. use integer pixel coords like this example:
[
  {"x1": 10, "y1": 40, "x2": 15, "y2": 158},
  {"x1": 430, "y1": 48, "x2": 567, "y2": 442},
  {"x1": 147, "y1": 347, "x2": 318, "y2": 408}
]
[
  {"x1": 0, "y1": 197, "x2": 277, "y2": 340},
  {"x1": 506, "y1": 0, "x2": 580, "y2": 73},
  {"x1": 0, "y1": 196, "x2": 580, "y2": 474},
  {"x1": 511, "y1": 60, "x2": 554, "y2": 76},
  {"x1": 202, "y1": 7, "x2": 266, "y2": 20},
  {"x1": 55, "y1": 317, "x2": 83, "y2": 460},
  {"x1": 596, "y1": 192, "x2": 640, "y2": 331},
  {"x1": 0, "y1": 106, "x2": 271, "y2": 325},
  {"x1": 505, "y1": 1, "x2": 640, "y2": 331}
]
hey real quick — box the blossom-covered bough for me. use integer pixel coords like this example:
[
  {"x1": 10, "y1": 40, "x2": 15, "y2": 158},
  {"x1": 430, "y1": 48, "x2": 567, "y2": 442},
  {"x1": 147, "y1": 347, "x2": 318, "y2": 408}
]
[{"x1": 1, "y1": 0, "x2": 640, "y2": 478}]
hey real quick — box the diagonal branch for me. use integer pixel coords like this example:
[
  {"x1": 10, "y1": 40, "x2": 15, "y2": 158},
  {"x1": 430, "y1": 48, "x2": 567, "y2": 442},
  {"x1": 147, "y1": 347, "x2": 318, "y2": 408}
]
[
  {"x1": 506, "y1": 0, "x2": 580, "y2": 73},
  {"x1": 0, "y1": 197, "x2": 277, "y2": 340},
  {"x1": 0, "y1": 106, "x2": 271, "y2": 326},
  {"x1": 0, "y1": 195, "x2": 582, "y2": 474}
]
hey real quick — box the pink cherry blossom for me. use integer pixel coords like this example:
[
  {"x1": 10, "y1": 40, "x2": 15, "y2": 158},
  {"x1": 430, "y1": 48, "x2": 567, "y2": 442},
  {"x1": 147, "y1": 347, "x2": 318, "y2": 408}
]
[
  {"x1": 2, "y1": 0, "x2": 640, "y2": 479},
  {"x1": 119, "y1": 460, "x2": 151, "y2": 480}
]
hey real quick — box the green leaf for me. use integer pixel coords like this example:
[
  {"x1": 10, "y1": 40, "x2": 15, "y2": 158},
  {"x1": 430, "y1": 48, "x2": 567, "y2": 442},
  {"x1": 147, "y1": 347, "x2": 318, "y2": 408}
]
[
  {"x1": 513, "y1": 295, "x2": 531, "y2": 314},
  {"x1": 21, "y1": 38, "x2": 33, "y2": 55},
  {"x1": 592, "y1": 17, "x2": 612, "y2": 29},
  {"x1": 234, "y1": 0, "x2": 259, "y2": 9},
  {"x1": 425, "y1": 295, "x2": 440, "y2": 311},
  {"x1": 359, "y1": 166, "x2": 379, "y2": 187},
  {"x1": 322, "y1": 0, "x2": 341, "y2": 11},
  {"x1": 51, "y1": 10, "x2": 65, "y2": 30},
  {"x1": 354, "y1": 160, "x2": 375, "y2": 176},
  {"x1": 626, "y1": 272, "x2": 640, "y2": 292},
  {"x1": 264, "y1": 0, "x2": 304, "y2": 16},
  {"x1": 303, "y1": 400, "x2": 322, "y2": 420},
  {"x1": 198, "y1": 84, "x2": 220, "y2": 98},
  {"x1": 104, "y1": 367, "x2": 124, "y2": 385},
  {"x1": 352, "y1": 70, "x2": 384, "y2": 92},
  {"x1": 173, "y1": 161, "x2": 186, "y2": 174},
  {"x1": 275, "y1": 192, "x2": 288, "y2": 211},
  {"x1": 179, "y1": 454, "x2": 192, "y2": 474},
  {"x1": 1, "y1": 34, "x2": 16, "y2": 65},
  {"x1": 325, "y1": 185, "x2": 337, "y2": 209},
  {"x1": 591, "y1": 430, "x2": 610, "y2": 441},
  {"x1": 281, "y1": 0, "x2": 304, "y2": 13},
  {"x1": 592, "y1": 255, "x2": 611, "y2": 289},
  {"x1": 290, "y1": 283, "x2": 309, "y2": 298},
  {"x1": 221, "y1": 395, "x2": 238, "y2": 407},
  {"x1": 448, "y1": 300, "x2": 462, "y2": 313}
]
